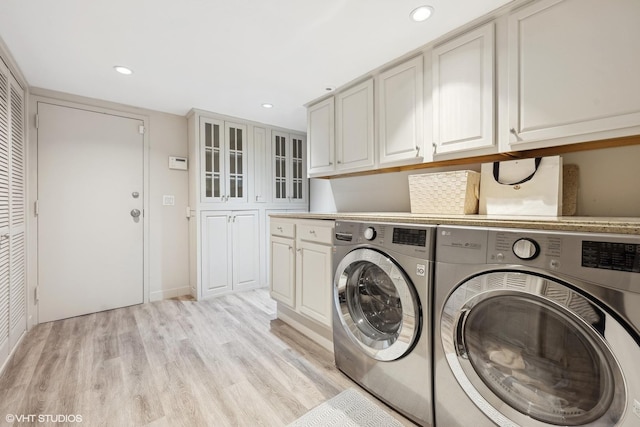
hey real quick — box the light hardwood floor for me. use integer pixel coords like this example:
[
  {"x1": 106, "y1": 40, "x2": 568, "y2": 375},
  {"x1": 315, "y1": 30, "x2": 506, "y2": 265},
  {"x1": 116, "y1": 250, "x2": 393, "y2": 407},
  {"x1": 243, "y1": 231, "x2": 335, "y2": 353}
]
[{"x1": 0, "y1": 289, "x2": 416, "y2": 426}]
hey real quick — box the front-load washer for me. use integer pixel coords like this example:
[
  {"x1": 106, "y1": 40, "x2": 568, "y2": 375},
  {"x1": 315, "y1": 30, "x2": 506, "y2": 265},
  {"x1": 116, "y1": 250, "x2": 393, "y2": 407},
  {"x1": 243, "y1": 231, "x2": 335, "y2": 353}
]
[
  {"x1": 333, "y1": 221, "x2": 436, "y2": 426},
  {"x1": 434, "y1": 225, "x2": 640, "y2": 427}
]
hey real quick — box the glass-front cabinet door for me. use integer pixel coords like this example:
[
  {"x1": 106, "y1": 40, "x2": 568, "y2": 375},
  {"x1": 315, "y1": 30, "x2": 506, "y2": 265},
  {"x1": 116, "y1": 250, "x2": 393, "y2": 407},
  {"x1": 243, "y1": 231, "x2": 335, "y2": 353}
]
[
  {"x1": 200, "y1": 118, "x2": 248, "y2": 203},
  {"x1": 201, "y1": 117, "x2": 224, "y2": 202},
  {"x1": 273, "y1": 132, "x2": 288, "y2": 202},
  {"x1": 272, "y1": 131, "x2": 307, "y2": 204},
  {"x1": 290, "y1": 135, "x2": 305, "y2": 201},
  {"x1": 225, "y1": 122, "x2": 248, "y2": 203}
]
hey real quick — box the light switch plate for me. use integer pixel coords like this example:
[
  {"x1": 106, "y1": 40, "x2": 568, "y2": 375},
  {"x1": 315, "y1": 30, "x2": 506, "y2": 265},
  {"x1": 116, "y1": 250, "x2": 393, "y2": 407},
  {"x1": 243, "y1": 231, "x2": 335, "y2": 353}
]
[{"x1": 163, "y1": 195, "x2": 175, "y2": 206}]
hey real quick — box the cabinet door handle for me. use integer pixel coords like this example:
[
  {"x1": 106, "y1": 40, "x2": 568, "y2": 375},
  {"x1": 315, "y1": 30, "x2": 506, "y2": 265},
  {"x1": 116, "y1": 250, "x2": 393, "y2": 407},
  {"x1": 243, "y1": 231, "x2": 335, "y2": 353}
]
[
  {"x1": 309, "y1": 230, "x2": 316, "y2": 235},
  {"x1": 277, "y1": 226, "x2": 283, "y2": 232},
  {"x1": 509, "y1": 128, "x2": 522, "y2": 142},
  {"x1": 337, "y1": 160, "x2": 341, "y2": 164},
  {"x1": 432, "y1": 142, "x2": 437, "y2": 154},
  {"x1": 415, "y1": 146, "x2": 421, "y2": 157},
  {"x1": 328, "y1": 162, "x2": 333, "y2": 166}
]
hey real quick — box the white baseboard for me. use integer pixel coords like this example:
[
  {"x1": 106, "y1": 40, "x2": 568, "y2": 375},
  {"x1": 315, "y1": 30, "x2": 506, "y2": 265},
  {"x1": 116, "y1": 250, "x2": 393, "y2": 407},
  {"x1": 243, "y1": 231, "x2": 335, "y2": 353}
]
[{"x1": 150, "y1": 286, "x2": 192, "y2": 302}]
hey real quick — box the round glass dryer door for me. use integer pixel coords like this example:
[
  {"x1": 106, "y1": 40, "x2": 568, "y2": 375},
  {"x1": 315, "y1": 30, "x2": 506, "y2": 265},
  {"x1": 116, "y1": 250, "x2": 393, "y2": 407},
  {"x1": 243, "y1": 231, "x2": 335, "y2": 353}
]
[
  {"x1": 441, "y1": 271, "x2": 630, "y2": 427},
  {"x1": 334, "y1": 248, "x2": 421, "y2": 361}
]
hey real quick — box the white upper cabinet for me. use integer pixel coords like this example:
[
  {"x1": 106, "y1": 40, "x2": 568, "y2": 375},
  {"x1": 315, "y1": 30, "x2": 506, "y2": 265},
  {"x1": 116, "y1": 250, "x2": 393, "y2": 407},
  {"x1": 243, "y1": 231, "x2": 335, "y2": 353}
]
[
  {"x1": 504, "y1": 0, "x2": 640, "y2": 151},
  {"x1": 200, "y1": 117, "x2": 248, "y2": 204},
  {"x1": 336, "y1": 79, "x2": 375, "y2": 172},
  {"x1": 377, "y1": 55, "x2": 424, "y2": 166},
  {"x1": 307, "y1": 97, "x2": 335, "y2": 176},
  {"x1": 272, "y1": 131, "x2": 308, "y2": 205},
  {"x1": 432, "y1": 22, "x2": 495, "y2": 156}
]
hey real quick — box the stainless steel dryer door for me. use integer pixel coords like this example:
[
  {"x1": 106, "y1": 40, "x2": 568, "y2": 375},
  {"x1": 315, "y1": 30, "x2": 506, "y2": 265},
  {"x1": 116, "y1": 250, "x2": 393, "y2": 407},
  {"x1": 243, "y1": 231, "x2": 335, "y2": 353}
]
[
  {"x1": 334, "y1": 248, "x2": 421, "y2": 362},
  {"x1": 440, "y1": 270, "x2": 636, "y2": 427}
]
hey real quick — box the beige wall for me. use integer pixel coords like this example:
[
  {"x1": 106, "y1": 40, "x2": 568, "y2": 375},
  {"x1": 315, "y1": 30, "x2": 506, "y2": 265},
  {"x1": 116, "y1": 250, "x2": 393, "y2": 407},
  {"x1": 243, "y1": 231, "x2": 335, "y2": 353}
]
[
  {"x1": 27, "y1": 88, "x2": 189, "y2": 326},
  {"x1": 311, "y1": 145, "x2": 640, "y2": 217},
  {"x1": 147, "y1": 111, "x2": 190, "y2": 300}
]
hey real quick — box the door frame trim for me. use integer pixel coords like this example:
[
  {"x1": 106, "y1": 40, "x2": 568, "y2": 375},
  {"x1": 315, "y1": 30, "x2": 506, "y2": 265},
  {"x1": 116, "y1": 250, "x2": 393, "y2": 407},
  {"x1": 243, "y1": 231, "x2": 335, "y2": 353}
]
[{"x1": 28, "y1": 95, "x2": 150, "y2": 326}]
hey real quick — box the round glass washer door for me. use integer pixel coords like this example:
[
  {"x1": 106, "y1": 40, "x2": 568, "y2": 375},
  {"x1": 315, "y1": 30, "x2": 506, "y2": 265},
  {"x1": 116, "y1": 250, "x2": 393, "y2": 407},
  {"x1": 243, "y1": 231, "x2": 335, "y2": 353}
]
[
  {"x1": 334, "y1": 248, "x2": 421, "y2": 361},
  {"x1": 441, "y1": 271, "x2": 627, "y2": 427}
]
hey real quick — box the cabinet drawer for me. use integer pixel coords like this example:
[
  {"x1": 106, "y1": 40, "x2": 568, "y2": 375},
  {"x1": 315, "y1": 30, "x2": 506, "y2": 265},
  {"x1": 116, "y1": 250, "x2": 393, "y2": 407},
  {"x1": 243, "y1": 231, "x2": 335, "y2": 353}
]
[
  {"x1": 270, "y1": 221, "x2": 295, "y2": 238},
  {"x1": 297, "y1": 223, "x2": 333, "y2": 244}
]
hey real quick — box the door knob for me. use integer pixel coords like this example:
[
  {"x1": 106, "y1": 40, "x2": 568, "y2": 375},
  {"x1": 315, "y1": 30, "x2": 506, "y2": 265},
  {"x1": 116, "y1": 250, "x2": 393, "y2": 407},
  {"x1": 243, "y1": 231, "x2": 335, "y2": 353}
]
[{"x1": 130, "y1": 209, "x2": 141, "y2": 218}]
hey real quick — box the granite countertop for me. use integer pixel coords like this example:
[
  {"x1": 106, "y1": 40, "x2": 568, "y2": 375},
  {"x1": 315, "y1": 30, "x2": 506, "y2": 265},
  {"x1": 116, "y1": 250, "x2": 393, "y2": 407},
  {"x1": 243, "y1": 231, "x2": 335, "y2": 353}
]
[{"x1": 269, "y1": 212, "x2": 640, "y2": 235}]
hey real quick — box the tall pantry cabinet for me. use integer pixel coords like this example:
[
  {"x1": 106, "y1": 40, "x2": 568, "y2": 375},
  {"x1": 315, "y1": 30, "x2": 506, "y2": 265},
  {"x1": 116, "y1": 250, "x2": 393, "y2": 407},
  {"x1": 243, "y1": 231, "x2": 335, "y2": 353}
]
[
  {"x1": 187, "y1": 109, "x2": 307, "y2": 300},
  {"x1": 0, "y1": 58, "x2": 26, "y2": 369}
]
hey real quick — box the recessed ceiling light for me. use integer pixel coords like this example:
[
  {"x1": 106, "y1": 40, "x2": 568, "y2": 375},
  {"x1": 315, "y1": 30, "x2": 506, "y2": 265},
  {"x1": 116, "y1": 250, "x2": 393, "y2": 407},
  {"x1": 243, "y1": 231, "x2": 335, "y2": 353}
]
[
  {"x1": 114, "y1": 65, "x2": 133, "y2": 75},
  {"x1": 262, "y1": 103, "x2": 274, "y2": 109},
  {"x1": 410, "y1": 5, "x2": 434, "y2": 22}
]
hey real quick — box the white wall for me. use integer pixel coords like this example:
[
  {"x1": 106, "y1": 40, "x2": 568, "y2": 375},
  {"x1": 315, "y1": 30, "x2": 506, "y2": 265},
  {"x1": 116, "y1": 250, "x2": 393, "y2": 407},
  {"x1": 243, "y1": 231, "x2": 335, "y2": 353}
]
[
  {"x1": 310, "y1": 145, "x2": 640, "y2": 217},
  {"x1": 563, "y1": 145, "x2": 640, "y2": 217},
  {"x1": 27, "y1": 88, "x2": 189, "y2": 326}
]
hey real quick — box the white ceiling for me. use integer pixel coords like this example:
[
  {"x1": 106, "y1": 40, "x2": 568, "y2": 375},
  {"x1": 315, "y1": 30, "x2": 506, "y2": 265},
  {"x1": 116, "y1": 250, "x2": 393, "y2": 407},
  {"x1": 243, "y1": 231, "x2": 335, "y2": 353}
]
[{"x1": 0, "y1": 0, "x2": 512, "y2": 132}]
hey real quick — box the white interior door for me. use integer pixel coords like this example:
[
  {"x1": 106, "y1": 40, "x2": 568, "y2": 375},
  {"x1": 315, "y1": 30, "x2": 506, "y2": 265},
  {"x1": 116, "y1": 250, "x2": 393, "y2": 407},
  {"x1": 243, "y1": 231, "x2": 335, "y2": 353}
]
[{"x1": 37, "y1": 102, "x2": 144, "y2": 322}]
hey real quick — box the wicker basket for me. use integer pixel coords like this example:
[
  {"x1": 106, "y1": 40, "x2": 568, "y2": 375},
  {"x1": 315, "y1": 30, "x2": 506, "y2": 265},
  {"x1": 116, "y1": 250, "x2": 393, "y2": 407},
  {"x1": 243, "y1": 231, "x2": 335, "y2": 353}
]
[{"x1": 408, "y1": 170, "x2": 481, "y2": 214}]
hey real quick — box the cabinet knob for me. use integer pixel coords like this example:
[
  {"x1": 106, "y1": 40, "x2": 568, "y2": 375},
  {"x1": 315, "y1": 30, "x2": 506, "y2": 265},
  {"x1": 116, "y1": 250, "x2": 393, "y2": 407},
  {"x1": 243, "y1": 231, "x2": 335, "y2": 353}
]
[
  {"x1": 337, "y1": 160, "x2": 341, "y2": 164},
  {"x1": 415, "y1": 146, "x2": 420, "y2": 157},
  {"x1": 329, "y1": 162, "x2": 333, "y2": 166}
]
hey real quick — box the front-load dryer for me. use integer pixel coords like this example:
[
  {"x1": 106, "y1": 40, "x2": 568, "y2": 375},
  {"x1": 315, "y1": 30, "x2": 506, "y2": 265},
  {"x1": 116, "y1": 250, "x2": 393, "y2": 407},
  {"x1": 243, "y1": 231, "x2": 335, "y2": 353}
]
[
  {"x1": 434, "y1": 225, "x2": 640, "y2": 427},
  {"x1": 333, "y1": 221, "x2": 436, "y2": 426}
]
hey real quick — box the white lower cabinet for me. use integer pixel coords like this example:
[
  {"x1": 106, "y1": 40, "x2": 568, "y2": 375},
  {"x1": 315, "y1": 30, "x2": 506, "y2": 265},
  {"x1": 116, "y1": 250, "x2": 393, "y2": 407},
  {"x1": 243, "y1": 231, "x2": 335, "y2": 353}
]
[
  {"x1": 269, "y1": 221, "x2": 296, "y2": 307},
  {"x1": 201, "y1": 210, "x2": 260, "y2": 298},
  {"x1": 269, "y1": 218, "x2": 334, "y2": 346},
  {"x1": 296, "y1": 238, "x2": 332, "y2": 326}
]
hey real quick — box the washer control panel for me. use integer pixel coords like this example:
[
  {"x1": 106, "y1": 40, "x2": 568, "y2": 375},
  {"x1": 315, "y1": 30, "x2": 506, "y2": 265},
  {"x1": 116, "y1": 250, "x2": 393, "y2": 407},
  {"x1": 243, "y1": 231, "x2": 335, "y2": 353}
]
[
  {"x1": 487, "y1": 230, "x2": 562, "y2": 270},
  {"x1": 582, "y1": 240, "x2": 640, "y2": 273},
  {"x1": 513, "y1": 238, "x2": 540, "y2": 260}
]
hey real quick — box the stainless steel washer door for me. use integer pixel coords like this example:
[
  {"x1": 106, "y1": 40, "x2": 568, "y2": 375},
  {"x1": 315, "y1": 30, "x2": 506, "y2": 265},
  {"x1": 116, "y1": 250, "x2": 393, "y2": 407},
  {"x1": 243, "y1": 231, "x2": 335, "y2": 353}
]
[
  {"x1": 441, "y1": 270, "x2": 630, "y2": 427},
  {"x1": 334, "y1": 248, "x2": 421, "y2": 361}
]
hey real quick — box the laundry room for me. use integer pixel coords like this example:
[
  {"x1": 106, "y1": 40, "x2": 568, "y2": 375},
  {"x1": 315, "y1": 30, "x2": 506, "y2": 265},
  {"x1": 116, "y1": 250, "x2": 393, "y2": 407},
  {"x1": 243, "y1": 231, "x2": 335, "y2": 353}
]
[{"x1": 1, "y1": 0, "x2": 639, "y2": 426}]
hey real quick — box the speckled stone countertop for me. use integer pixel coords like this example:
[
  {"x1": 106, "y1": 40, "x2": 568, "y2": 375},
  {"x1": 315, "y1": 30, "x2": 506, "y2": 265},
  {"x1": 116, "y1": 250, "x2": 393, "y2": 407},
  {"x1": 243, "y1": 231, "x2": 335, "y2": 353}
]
[{"x1": 269, "y1": 212, "x2": 640, "y2": 235}]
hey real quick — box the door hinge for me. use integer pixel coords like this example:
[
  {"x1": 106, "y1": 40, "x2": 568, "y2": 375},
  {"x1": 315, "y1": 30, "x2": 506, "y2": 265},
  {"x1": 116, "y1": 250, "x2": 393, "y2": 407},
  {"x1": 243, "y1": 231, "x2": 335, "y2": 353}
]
[
  {"x1": 34, "y1": 286, "x2": 39, "y2": 303},
  {"x1": 139, "y1": 125, "x2": 145, "y2": 134},
  {"x1": 35, "y1": 114, "x2": 39, "y2": 129},
  {"x1": 34, "y1": 200, "x2": 39, "y2": 216}
]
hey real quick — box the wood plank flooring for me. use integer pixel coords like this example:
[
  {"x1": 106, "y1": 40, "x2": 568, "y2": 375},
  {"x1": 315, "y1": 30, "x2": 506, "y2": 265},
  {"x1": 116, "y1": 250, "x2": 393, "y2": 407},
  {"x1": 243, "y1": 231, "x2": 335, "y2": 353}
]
[{"x1": 0, "y1": 289, "x2": 416, "y2": 426}]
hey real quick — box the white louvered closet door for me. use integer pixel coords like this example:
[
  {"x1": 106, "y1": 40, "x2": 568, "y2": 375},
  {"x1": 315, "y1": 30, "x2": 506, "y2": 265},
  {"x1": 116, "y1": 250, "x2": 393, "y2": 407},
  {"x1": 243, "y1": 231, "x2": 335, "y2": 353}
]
[
  {"x1": 0, "y1": 58, "x2": 26, "y2": 365},
  {"x1": 0, "y1": 62, "x2": 10, "y2": 361},
  {"x1": 8, "y1": 76, "x2": 25, "y2": 349}
]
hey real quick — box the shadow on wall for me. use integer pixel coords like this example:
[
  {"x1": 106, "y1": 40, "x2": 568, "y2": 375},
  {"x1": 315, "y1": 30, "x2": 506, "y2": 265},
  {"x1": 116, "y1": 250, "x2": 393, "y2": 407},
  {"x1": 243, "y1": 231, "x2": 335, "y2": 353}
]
[
  {"x1": 310, "y1": 164, "x2": 480, "y2": 213},
  {"x1": 310, "y1": 143, "x2": 640, "y2": 217}
]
